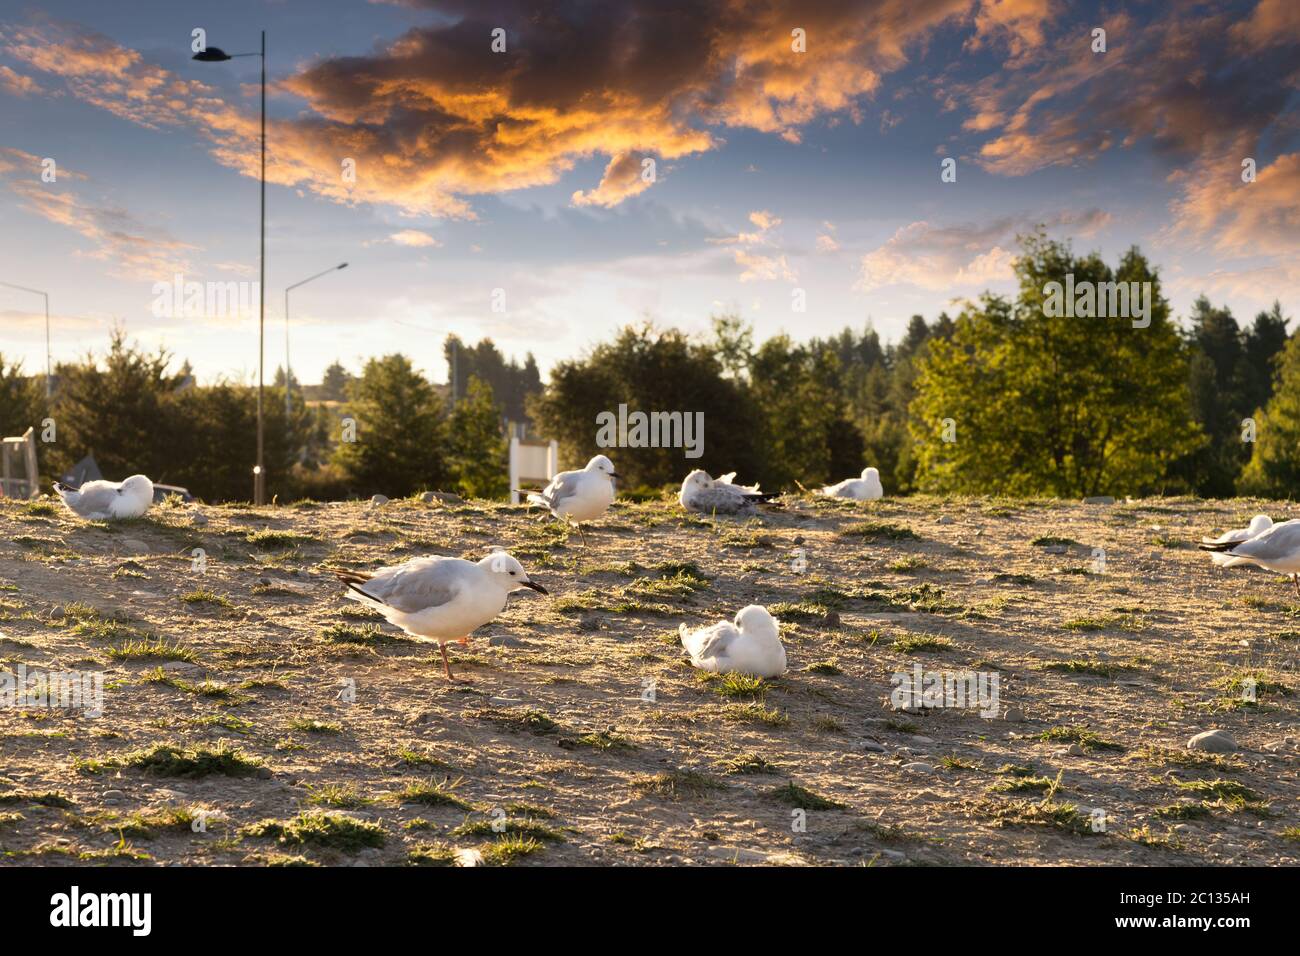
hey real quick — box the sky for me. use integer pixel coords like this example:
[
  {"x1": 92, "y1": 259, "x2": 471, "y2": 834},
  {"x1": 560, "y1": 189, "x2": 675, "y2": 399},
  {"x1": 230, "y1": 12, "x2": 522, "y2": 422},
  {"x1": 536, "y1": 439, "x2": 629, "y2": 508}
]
[{"x1": 1, "y1": 0, "x2": 1298, "y2": 387}]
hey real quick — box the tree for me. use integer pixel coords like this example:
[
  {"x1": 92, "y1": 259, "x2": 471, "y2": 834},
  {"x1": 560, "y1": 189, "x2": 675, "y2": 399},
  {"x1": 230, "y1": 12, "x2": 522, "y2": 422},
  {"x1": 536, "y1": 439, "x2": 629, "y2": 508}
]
[
  {"x1": 333, "y1": 354, "x2": 447, "y2": 497},
  {"x1": 320, "y1": 360, "x2": 352, "y2": 402},
  {"x1": 46, "y1": 330, "x2": 186, "y2": 484},
  {"x1": 910, "y1": 234, "x2": 1204, "y2": 496},
  {"x1": 446, "y1": 376, "x2": 508, "y2": 498},
  {"x1": 1239, "y1": 305, "x2": 1300, "y2": 497},
  {"x1": 530, "y1": 323, "x2": 757, "y2": 489},
  {"x1": 444, "y1": 335, "x2": 542, "y2": 424},
  {"x1": 745, "y1": 334, "x2": 863, "y2": 488}
]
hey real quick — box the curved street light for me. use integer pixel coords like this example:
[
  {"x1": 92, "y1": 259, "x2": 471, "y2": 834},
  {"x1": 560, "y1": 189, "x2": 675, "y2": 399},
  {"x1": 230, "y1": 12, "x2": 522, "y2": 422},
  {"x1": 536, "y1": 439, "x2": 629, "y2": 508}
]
[
  {"x1": 193, "y1": 32, "x2": 268, "y2": 504},
  {"x1": 0, "y1": 281, "x2": 51, "y2": 397},
  {"x1": 284, "y1": 262, "x2": 348, "y2": 416}
]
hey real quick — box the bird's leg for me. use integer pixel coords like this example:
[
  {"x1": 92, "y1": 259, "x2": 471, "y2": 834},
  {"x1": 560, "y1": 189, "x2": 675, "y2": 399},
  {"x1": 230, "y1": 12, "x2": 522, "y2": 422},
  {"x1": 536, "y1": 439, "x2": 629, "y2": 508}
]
[
  {"x1": 439, "y1": 642, "x2": 455, "y2": 681},
  {"x1": 1293, "y1": 574, "x2": 1299, "y2": 598},
  {"x1": 576, "y1": 522, "x2": 589, "y2": 548}
]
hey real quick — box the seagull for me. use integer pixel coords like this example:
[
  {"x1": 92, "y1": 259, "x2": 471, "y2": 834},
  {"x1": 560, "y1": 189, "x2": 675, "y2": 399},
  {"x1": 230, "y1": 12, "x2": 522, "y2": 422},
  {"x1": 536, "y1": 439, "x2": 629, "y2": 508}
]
[
  {"x1": 679, "y1": 469, "x2": 777, "y2": 515},
  {"x1": 525, "y1": 454, "x2": 619, "y2": 546},
  {"x1": 679, "y1": 605, "x2": 786, "y2": 678},
  {"x1": 1201, "y1": 514, "x2": 1273, "y2": 567},
  {"x1": 820, "y1": 466, "x2": 883, "y2": 500},
  {"x1": 52, "y1": 475, "x2": 154, "y2": 520},
  {"x1": 1199, "y1": 518, "x2": 1300, "y2": 594},
  {"x1": 334, "y1": 551, "x2": 547, "y2": 680}
]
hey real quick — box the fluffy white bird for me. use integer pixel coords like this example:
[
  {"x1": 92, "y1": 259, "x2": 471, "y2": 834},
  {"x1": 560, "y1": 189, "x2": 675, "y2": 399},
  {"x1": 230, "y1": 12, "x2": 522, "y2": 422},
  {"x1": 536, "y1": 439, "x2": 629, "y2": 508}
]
[
  {"x1": 679, "y1": 469, "x2": 777, "y2": 515},
  {"x1": 52, "y1": 475, "x2": 154, "y2": 520},
  {"x1": 679, "y1": 605, "x2": 786, "y2": 678},
  {"x1": 820, "y1": 466, "x2": 883, "y2": 500},
  {"x1": 1200, "y1": 518, "x2": 1300, "y2": 594},
  {"x1": 335, "y1": 551, "x2": 547, "y2": 680},
  {"x1": 1202, "y1": 514, "x2": 1273, "y2": 567},
  {"x1": 526, "y1": 454, "x2": 619, "y2": 545}
]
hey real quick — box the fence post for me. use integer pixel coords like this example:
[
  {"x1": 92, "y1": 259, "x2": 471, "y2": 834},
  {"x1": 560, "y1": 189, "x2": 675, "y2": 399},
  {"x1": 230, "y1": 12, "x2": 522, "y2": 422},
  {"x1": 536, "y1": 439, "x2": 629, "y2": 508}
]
[{"x1": 509, "y1": 435, "x2": 521, "y2": 505}]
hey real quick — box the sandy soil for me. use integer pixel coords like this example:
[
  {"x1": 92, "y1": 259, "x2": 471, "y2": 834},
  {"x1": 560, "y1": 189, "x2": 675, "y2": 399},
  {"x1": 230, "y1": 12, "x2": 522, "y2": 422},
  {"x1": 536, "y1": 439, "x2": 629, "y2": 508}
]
[{"x1": 0, "y1": 491, "x2": 1296, "y2": 866}]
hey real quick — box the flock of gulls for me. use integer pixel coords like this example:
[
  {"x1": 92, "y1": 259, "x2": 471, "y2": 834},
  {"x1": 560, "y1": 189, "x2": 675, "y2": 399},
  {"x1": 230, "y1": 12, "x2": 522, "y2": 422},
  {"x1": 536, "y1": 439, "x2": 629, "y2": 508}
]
[{"x1": 45, "y1": 463, "x2": 1292, "y2": 681}]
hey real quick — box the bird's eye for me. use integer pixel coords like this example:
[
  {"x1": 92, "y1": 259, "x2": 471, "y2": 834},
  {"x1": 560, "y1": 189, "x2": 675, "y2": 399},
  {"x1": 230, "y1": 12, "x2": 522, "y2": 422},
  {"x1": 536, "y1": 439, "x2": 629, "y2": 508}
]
[{"x1": 509, "y1": 570, "x2": 517, "y2": 576}]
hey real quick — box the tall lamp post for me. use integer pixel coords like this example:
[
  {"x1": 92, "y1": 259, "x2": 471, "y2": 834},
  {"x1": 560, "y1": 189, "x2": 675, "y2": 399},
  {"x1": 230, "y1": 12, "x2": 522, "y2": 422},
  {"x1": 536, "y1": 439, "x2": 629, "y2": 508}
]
[
  {"x1": 284, "y1": 262, "x2": 348, "y2": 416},
  {"x1": 0, "y1": 281, "x2": 51, "y2": 397},
  {"x1": 194, "y1": 32, "x2": 267, "y2": 504}
]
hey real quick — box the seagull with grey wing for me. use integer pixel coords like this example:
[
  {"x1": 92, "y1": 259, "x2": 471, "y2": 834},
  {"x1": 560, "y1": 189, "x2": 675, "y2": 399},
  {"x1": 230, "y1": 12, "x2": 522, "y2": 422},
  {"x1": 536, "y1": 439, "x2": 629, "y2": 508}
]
[
  {"x1": 1199, "y1": 518, "x2": 1300, "y2": 594},
  {"x1": 334, "y1": 551, "x2": 547, "y2": 680},
  {"x1": 1200, "y1": 514, "x2": 1272, "y2": 567},
  {"x1": 52, "y1": 474, "x2": 154, "y2": 520},
  {"x1": 525, "y1": 454, "x2": 619, "y2": 546},
  {"x1": 679, "y1": 605, "x2": 786, "y2": 678},
  {"x1": 679, "y1": 469, "x2": 777, "y2": 515}
]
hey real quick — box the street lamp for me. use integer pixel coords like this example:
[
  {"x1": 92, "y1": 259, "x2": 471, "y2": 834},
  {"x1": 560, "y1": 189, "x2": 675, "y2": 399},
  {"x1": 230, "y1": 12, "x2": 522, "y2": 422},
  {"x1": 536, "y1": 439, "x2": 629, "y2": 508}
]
[
  {"x1": 284, "y1": 262, "x2": 348, "y2": 416},
  {"x1": 194, "y1": 33, "x2": 268, "y2": 505},
  {"x1": 0, "y1": 281, "x2": 51, "y2": 397}
]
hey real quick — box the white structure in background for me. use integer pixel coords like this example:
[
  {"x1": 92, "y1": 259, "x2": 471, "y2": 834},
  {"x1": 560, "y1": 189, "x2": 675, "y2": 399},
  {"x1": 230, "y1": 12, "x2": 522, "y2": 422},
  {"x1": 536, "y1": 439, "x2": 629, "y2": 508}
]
[
  {"x1": 509, "y1": 433, "x2": 558, "y2": 504},
  {"x1": 0, "y1": 427, "x2": 39, "y2": 499}
]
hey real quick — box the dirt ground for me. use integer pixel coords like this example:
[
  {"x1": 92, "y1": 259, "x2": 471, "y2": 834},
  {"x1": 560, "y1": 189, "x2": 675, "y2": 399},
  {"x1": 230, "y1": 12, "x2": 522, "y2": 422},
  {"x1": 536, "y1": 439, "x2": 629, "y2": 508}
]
[{"x1": 0, "y1": 491, "x2": 1296, "y2": 866}]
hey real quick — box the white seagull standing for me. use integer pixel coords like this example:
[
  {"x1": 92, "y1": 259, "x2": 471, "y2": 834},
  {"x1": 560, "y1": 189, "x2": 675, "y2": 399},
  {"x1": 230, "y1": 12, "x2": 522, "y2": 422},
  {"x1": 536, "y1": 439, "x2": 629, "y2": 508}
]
[
  {"x1": 679, "y1": 605, "x2": 786, "y2": 678},
  {"x1": 1199, "y1": 518, "x2": 1300, "y2": 594},
  {"x1": 820, "y1": 466, "x2": 883, "y2": 500},
  {"x1": 679, "y1": 469, "x2": 777, "y2": 515},
  {"x1": 1201, "y1": 514, "x2": 1273, "y2": 567},
  {"x1": 335, "y1": 551, "x2": 547, "y2": 680},
  {"x1": 526, "y1": 454, "x2": 619, "y2": 546},
  {"x1": 52, "y1": 475, "x2": 154, "y2": 520}
]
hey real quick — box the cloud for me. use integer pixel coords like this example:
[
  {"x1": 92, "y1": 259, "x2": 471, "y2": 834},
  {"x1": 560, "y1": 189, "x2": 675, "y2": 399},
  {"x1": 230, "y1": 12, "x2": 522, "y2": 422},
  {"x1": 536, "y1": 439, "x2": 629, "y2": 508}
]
[
  {"x1": 708, "y1": 208, "x2": 798, "y2": 282},
  {"x1": 572, "y1": 152, "x2": 655, "y2": 208},
  {"x1": 857, "y1": 209, "x2": 1110, "y2": 292},
  {"x1": 0, "y1": 147, "x2": 195, "y2": 280},
  {"x1": 369, "y1": 228, "x2": 442, "y2": 247},
  {"x1": 3, "y1": 2, "x2": 984, "y2": 218},
  {"x1": 0, "y1": 64, "x2": 43, "y2": 96}
]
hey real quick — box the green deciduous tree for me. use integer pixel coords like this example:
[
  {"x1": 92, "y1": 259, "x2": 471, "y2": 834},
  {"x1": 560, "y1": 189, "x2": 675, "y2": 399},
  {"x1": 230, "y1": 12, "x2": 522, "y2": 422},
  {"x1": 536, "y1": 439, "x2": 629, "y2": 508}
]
[{"x1": 909, "y1": 234, "x2": 1204, "y2": 496}]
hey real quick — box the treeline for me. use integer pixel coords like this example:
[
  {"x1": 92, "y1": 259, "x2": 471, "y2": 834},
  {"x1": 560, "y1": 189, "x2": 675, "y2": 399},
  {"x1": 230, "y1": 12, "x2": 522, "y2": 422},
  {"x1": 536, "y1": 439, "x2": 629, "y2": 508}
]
[
  {"x1": 1, "y1": 233, "x2": 1295, "y2": 501},
  {"x1": 0, "y1": 333, "x2": 508, "y2": 502}
]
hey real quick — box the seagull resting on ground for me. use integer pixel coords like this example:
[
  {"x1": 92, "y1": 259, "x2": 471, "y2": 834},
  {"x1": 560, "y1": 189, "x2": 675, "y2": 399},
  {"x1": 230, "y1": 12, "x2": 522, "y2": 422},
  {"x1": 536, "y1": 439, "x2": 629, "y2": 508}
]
[
  {"x1": 334, "y1": 551, "x2": 547, "y2": 680},
  {"x1": 679, "y1": 605, "x2": 786, "y2": 678},
  {"x1": 52, "y1": 474, "x2": 154, "y2": 520},
  {"x1": 1201, "y1": 514, "x2": 1273, "y2": 567},
  {"x1": 1199, "y1": 518, "x2": 1300, "y2": 595},
  {"x1": 525, "y1": 454, "x2": 619, "y2": 546},
  {"x1": 679, "y1": 469, "x2": 778, "y2": 515},
  {"x1": 820, "y1": 466, "x2": 883, "y2": 500}
]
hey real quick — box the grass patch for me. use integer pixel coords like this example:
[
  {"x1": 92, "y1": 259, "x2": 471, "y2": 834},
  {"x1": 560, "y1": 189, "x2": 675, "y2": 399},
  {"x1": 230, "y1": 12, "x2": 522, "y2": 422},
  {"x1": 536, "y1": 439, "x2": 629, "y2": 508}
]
[
  {"x1": 1041, "y1": 659, "x2": 1140, "y2": 678},
  {"x1": 714, "y1": 752, "x2": 778, "y2": 775},
  {"x1": 841, "y1": 521, "x2": 919, "y2": 541},
  {"x1": 399, "y1": 777, "x2": 473, "y2": 810},
  {"x1": 893, "y1": 633, "x2": 953, "y2": 654},
  {"x1": 721, "y1": 702, "x2": 789, "y2": 727},
  {"x1": 631, "y1": 769, "x2": 725, "y2": 800},
  {"x1": 1037, "y1": 725, "x2": 1124, "y2": 752},
  {"x1": 766, "y1": 782, "x2": 843, "y2": 810},
  {"x1": 243, "y1": 811, "x2": 384, "y2": 852},
  {"x1": 108, "y1": 637, "x2": 196, "y2": 663},
  {"x1": 180, "y1": 589, "x2": 231, "y2": 608},
  {"x1": 113, "y1": 742, "x2": 265, "y2": 778},
  {"x1": 246, "y1": 529, "x2": 315, "y2": 549}
]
